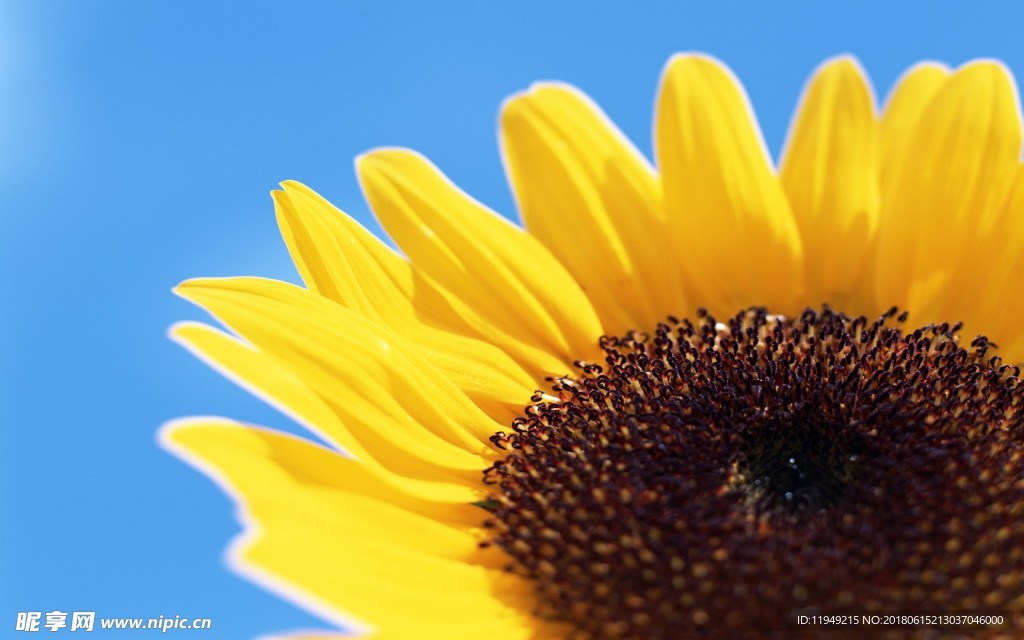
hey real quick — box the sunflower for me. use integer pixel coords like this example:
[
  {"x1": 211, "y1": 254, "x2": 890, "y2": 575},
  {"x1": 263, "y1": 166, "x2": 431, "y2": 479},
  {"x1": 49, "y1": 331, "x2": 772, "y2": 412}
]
[{"x1": 163, "y1": 54, "x2": 1024, "y2": 639}]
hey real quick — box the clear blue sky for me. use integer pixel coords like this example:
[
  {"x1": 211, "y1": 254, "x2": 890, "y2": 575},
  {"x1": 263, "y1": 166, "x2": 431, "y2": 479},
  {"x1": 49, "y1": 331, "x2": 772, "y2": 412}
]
[{"x1": 3, "y1": 2, "x2": 1023, "y2": 638}]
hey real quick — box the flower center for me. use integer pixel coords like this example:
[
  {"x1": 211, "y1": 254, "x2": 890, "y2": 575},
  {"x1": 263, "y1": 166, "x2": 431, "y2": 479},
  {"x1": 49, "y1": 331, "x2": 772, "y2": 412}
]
[
  {"x1": 733, "y1": 411, "x2": 863, "y2": 518},
  {"x1": 482, "y1": 307, "x2": 1024, "y2": 639}
]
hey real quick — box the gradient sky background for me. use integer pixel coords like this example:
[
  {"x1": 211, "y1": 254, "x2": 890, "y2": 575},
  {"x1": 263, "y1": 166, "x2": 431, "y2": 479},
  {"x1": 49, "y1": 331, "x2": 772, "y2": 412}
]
[{"x1": 4, "y1": 2, "x2": 1024, "y2": 638}]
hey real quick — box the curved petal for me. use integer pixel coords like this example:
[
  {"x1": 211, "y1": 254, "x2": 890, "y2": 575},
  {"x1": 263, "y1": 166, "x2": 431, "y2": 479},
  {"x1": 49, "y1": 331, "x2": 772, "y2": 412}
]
[
  {"x1": 779, "y1": 56, "x2": 879, "y2": 312},
  {"x1": 501, "y1": 83, "x2": 685, "y2": 334},
  {"x1": 161, "y1": 420, "x2": 540, "y2": 637},
  {"x1": 878, "y1": 61, "x2": 951, "y2": 195},
  {"x1": 275, "y1": 181, "x2": 537, "y2": 420},
  {"x1": 170, "y1": 320, "x2": 350, "y2": 452},
  {"x1": 274, "y1": 181, "x2": 426, "y2": 323},
  {"x1": 655, "y1": 53, "x2": 804, "y2": 316},
  {"x1": 874, "y1": 60, "x2": 1023, "y2": 319},
  {"x1": 170, "y1": 322, "x2": 481, "y2": 504},
  {"x1": 357, "y1": 148, "x2": 604, "y2": 373},
  {"x1": 967, "y1": 165, "x2": 1024, "y2": 362},
  {"x1": 175, "y1": 277, "x2": 502, "y2": 481}
]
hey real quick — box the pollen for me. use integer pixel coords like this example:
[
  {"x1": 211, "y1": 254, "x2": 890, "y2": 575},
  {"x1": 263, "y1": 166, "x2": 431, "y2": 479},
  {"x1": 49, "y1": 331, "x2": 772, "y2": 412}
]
[{"x1": 482, "y1": 307, "x2": 1024, "y2": 639}]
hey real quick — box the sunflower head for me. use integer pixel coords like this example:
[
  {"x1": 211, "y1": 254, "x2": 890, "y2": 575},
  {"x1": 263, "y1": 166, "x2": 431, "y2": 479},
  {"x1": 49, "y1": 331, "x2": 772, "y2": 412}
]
[
  {"x1": 165, "y1": 52, "x2": 1024, "y2": 639},
  {"x1": 484, "y1": 307, "x2": 1024, "y2": 637}
]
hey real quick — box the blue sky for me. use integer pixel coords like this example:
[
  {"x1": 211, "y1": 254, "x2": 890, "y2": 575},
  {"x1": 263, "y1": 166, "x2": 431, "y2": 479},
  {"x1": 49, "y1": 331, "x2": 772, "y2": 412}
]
[{"x1": 3, "y1": 2, "x2": 1024, "y2": 638}]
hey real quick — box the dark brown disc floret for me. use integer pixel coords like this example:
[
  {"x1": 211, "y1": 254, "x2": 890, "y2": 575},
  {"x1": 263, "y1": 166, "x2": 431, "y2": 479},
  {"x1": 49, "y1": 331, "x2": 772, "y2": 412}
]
[{"x1": 482, "y1": 307, "x2": 1024, "y2": 639}]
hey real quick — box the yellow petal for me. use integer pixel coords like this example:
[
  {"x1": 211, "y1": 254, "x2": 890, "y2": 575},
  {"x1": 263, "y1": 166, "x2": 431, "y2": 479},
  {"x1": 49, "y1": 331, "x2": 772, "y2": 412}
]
[
  {"x1": 170, "y1": 324, "x2": 483, "y2": 504},
  {"x1": 501, "y1": 83, "x2": 685, "y2": 335},
  {"x1": 779, "y1": 56, "x2": 879, "y2": 311},
  {"x1": 409, "y1": 331, "x2": 536, "y2": 423},
  {"x1": 275, "y1": 181, "x2": 536, "y2": 419},
  {"x1": 176, "y1": 277, "x2": 500, "y2": 480},
  {"x1": 655, "y1": 53, "x2": 804, "y2": 316},
  {"x1": 875, "y1": 60, "x2": 1022, "y2": 318},
  {"x1": 967, "y1": 165, "x2": 1024, "y2": 362},
  {"x1": 171, "y1": 320, "x2": 349, "y2": 452},
  {"x1": 164, "y1": 417, "x2": 484, "y2": 520},
  {"x1": 879, "y1": 62, "x2": 951, "y2": 194},
  {"x1": 162, "y1": 420, "x2": 538, "y2": 635},
  {"x1": 358, "y1": 148, "x2": 604, "y2": 372},
  {"x1": 239, "y1": 515, "x2": 535, "y2": 634},
  {"x1": 274, "y1": 180, "x2": 424, "y2": 323}
]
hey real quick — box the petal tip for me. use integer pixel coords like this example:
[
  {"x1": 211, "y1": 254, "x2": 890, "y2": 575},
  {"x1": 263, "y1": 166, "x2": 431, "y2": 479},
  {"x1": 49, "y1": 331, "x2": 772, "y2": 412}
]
[
  {"x1": 821, "y1": 54, "x2": 868, "y2": 78},
  {"x1": 357, "y1": 146, "x2": 421, "y2": 172},
  {"x1": 167, "y1": 319, "x2": 203, "y2": 342},
  {"x1": 277, "y1": 179, "x2": 309, "y2": 193},
  {"x1": 173, "y1": 277, "x2": 216, "y2": 299},
  {"x1": 664, "y1": 51, "x2": 725, "y2": 70},
  {"x1": 157, "y1": 415, "x2": 240, "y2": 458}
]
